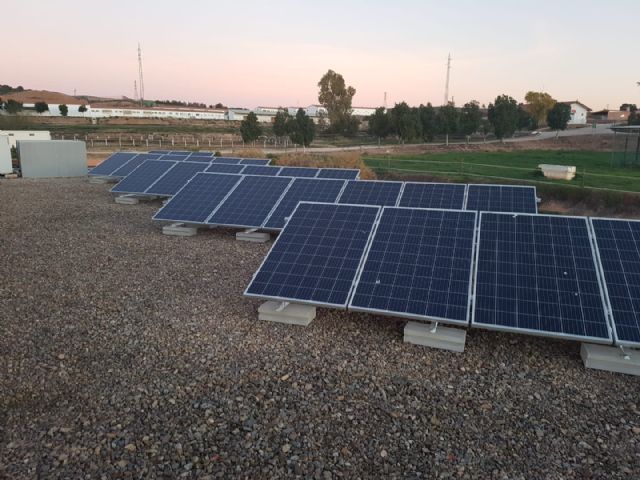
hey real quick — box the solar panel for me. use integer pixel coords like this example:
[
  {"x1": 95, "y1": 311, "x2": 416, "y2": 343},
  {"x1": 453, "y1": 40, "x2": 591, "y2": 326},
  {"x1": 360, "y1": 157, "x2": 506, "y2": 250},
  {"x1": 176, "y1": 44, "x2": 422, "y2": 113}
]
[
  {"x1": 149, "y1": 150, "x2": 170, "y2": 154},
  {"x1": 316, "y1": 168, "x2": 360, "y2": 180},
  {"x1": 465, "y1": 185, "x2": 538, "y2": 214},
  {"x1": 472, "y1": 213, "x2": 611, "y2": 343},
  {"x1": 212, "y1": 157, "x2": 242, "y2": 164},
  {"x1": 263, "y1": 178, "x2": 346, "y2": 230},
  {"x1": 240, "y1": 158, "x2": 271, "y2": 166},
  {"x1": 245, "y1": 202, "x2": 380, "y2": 307},
  {"x1": 207, "y1": 175, "x2": 293, "y2": 228},
  {"x1": 591, "y1": 218, "x2": 640, "y2": 347},
  {"x1": 160, "y1": 154, "x2": 191, "y2": 161},
  {"x1": 337, "y1": 180, "x2": 402, "y2": 206},
  {"x1": 111, "y1": 160, "x2": 177, "y2": 195},
  {"x1": 399, "y1": 182, "x2": 467, "y2": 210},
  {"x1": 171, "y1": 151, "x2": 192, "y2": 155},
  {"x1": 189, "y1": 152, "x2": 215, "y2": 157},
  {"x1": 205, "y1": 163, "x2": 246, "y2": 174},
  {"x1": 278, "y1": 166, "x2": 320, "y2": 178},
  {"x1": 88, "y1": 152, "x2": 139, "y2": 176},
  {"x1": 349, "y1": 208, "x2": 476, "y2": 325},
  {"x1": 110, "y1": 153, "x2": 163, "y2": 178},
  {"x1": 145, "y1": 161, "x2": 209, "y2": 196},
  {"x1": 241, "y1": 165, "x2": 281, "y2": 176},
  {"x1": 153, "y1": 173, "x2": 242, "y2": 223}
]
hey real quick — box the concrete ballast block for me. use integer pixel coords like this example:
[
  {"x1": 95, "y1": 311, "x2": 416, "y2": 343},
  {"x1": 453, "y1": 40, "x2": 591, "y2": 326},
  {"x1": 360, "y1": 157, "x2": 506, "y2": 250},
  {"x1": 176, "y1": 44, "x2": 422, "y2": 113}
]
[
  {"x1": 162, "y1": 223, "x2": 198, "y2": 237},
  {"x1": 236, "y1": 231, "x2": 271, "y2": 243},
  {"x1": 404, "y1": 321, "x2": 466, "y2": 353},
  {"x1": 258, "y1": 300, "x2": 316, "y2": 326},
  {"x1": 114, "y1": 195, "x2": 140, "y2": 205},
  {"x1": 581, "y1": 343, "x2": 640, "y2": 376}
]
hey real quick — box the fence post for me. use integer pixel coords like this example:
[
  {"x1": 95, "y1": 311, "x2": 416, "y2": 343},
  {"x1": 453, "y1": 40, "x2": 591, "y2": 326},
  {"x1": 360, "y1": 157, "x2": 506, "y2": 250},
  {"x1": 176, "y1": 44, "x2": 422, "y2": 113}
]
[{"x1": 582, "y1": 168, "x2": 586, "y2": 188}]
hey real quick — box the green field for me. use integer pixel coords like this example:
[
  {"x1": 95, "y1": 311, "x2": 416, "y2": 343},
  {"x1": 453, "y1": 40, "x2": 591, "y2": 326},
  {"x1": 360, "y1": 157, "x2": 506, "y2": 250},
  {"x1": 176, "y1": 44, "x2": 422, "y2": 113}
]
[{"x1": 364, "y1": 150, "x2": 640, "y2": 193}]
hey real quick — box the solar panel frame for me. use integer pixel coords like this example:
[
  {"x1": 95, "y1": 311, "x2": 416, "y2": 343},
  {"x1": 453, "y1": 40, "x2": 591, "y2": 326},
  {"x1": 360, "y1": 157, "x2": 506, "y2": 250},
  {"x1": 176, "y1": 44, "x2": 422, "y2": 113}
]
[
  {"x1": 590, "y1": 217, "x2": 640, "y2": 348},
  {"x1": 277, "y1": 166, "x2": 320, "y2": 178},
  {"x1": 144, "y1": 161, "x2": 210, "y2": 197},
  {"x1": 240, "y1": 165, "x2": 282, "y2": 176},
  {"x1": 399, "y1": 182, "x2": 468, "y2": 210},
  {"x1": 262, "y1": 177, "x2": 348, "y2": 230},
  {"x1": 316, "y1": 168, "x2": 360, "y2": 180},
  {"x1": 239, "y1": 158, "x2": 271, "y2": 166},
  {"x1": 244, "y1": 201, "x2": 382, "y2": 308},
  {"x1": 337, "y1": 180, "x2": 404, "y2": 207},
  {"x1": 348, "y1": 207, "x2": 477, "y2": 327},
  {"x1": 206, "y1": 175, "x2": 294, "y2": 229},
  {"x1": 159, "y1": 154, "x2": 192, "y2": 162},
  {"x1": 465, "y1": 184, "x2": 538, "y2": 214},
  {"x1": 110, "y1": 153, "x2": 165, "y2": 178},
  {"x1": 110, "y1": 160, "x2": 178, "y2": 195},
  {"x1": 152, "y1": 172, "x2": 243, "y2": 224},
  {"x1": 88, "y1": 152, "x2": 140, "y2": 176},
  {"x1": 211, "y1": 157, "x2": 242, "y2": 164},
  {"x1": 471, "y1": 212, "x2": 612, "y2": 344}
]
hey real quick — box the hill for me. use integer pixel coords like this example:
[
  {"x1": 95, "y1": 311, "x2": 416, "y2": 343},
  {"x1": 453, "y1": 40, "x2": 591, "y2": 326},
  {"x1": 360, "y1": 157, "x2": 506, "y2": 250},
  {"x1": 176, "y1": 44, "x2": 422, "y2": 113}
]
[{"x1": 0, "y1": 89, "x2": 87, "y2": 105}]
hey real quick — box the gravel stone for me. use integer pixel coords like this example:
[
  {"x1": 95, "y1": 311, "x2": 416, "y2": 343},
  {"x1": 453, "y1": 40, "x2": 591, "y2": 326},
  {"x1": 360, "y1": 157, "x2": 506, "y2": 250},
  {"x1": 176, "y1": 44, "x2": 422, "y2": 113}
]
[{"x1": 1, "y1": 178, "x2": 639, "y2": 479}]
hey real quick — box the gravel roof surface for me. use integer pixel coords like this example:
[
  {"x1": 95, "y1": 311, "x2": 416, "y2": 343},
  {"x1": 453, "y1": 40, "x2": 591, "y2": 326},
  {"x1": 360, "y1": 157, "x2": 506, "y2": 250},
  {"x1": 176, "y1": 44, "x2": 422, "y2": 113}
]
[{"x1": 1, "y1": 178, "x2": 639, "y2": 479}]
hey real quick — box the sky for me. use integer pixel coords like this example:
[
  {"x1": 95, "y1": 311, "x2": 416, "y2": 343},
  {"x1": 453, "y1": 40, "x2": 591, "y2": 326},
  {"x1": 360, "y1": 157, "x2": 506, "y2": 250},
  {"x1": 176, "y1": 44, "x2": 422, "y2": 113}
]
[{"x1": 3, "y1": 0, "x2": 639, "y2": 110}]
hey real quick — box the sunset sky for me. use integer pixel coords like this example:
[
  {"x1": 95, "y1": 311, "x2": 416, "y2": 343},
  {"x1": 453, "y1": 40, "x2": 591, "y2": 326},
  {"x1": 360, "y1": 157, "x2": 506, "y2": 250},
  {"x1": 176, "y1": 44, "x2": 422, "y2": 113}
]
[{"x1": 4, "y1": 0, "x2": 639, "y2": 110}]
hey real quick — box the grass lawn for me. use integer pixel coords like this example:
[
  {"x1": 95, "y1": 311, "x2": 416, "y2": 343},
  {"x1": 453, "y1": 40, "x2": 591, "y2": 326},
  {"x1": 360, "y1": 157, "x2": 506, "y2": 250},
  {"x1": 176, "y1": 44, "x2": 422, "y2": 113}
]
[{"x1": 364, "y1": 150, "x2": 640, "y2": 193}]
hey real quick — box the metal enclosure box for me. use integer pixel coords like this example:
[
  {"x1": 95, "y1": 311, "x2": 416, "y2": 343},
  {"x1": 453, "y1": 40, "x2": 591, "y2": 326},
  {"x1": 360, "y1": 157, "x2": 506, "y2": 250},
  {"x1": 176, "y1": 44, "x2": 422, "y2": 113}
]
[
  {"x1": 0, "y1": 136, "x2": 11, "y2": 174},
  {"x1": 17, "y1": 140, "x2": 87, "y2": 178}
]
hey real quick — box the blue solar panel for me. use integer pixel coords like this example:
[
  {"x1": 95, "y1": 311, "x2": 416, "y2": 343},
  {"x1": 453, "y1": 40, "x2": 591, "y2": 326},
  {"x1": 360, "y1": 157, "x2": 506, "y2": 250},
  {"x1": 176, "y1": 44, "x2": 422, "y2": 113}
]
[
  {"x1": 111, "y1": 160, "x2": 177, "y2": 194},
  {"x1": 245, "y1": 202, "x2": 380, "y2": 307},
  {"x1": 472, "y1": 213, "x2": 611, "y2": 343},
  {"x1": 591, "y1": 218, "x2": 640, "y2": 347},
  {"x1": 399, "y1": 183, "x2": 467, "y2": 210},
  {"x1": 160, "y1": 154, "x2": 191, "y2": 161},
  {"x1": 88, "y1": 152, "x2": 139, "y2": 176},
  {"x1": 153, "y1": 173, "x2": 242, "y2": 223},
  {"x1": 240, "y1": 158, "x2": 271, "y2": 165},
  {"x1": 316, "y1": 168, "x2": 360, "y2": 180},
  {"x1": 145, "y1": 161, "x2": 209, "y2": 196},
  {"x1": 189, "y1": 152, "x2": 215, "y2": 157},
  {"x1": 110, "y1": 154, "x2": 163, "y2": 177},
  {"x1": 207, "y1": 175, "x2": 292, "y2": 228},
  {"x1": 241, "y1": 165, "x2": 281, "y2": 176},
  {"x1": 263, "y1": 178, "x2": 346, "y2": 230},
  {"x1": 171, "y1": 151, "x2": 192, "y2": 155},
  {"x1": 349, "y1": 208, "x2": 476, "y2": 325},
  {"x1": 338, "y1": 180, "x2": 402, "y2": 206},
  {"x1": 278, "y1": 167, "x2": 320, "y2": 178},
  {"x1": 212, "y1": 157, "x2": 242, "y2": 164},
  {"x1": 466, "y1": 185, "x2": 537, "y2": 213},
  {"x1": 149, "y1": 150, "x2": 170, "y2": 154},
  {"x1": 205, "y1": 163, "x2": 246, "y2": 174}
]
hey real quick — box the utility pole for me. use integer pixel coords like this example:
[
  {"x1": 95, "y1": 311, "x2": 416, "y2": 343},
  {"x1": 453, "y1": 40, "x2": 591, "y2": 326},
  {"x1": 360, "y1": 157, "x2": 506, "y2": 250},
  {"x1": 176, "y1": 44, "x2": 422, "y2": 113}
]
[
  {"x1": 138, "y1": 43, "x2": 145, "y2": 106},
  {"x1": 444, "y1": 53, "x2": 451, "y2": 105},
  {"x1": 383, "y1": 92, "x2": 387, "y2": 109}
]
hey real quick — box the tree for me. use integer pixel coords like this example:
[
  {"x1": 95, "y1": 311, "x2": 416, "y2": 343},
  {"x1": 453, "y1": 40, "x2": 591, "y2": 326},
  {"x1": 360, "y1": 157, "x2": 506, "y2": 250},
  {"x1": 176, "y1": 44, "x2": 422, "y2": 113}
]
[
  {"x1": 524, "y1": 91, "x2": 556, "y2": 128},
  {"x1": 58, "y1": 104, "x2": 68, "y2": 117},
  {"x1": 317, "y1": 69, "x2": 356, "y2": 135},
  {"x1": 4, "y1": 99, "x2": 23, "y2": 114},
  {"x1": 547, "y1": 102, "x2": 572, "y2": 137},
  {"x1": 34, "y1": 101, "x2": 49, "y2": 113},
  {"x1": 418, "y1": 103, "x2": 437, "y2": 141},
  {"x1": 289, "y1": 108, "x2": 315, "y2": 147},
  {"x1": 488, "y1": 95, "x2": 519, "y2": 140},
  {"x1": 239, "y1": 112, "x2": 262, "y2": 143},
  {"x1": 390, "y1": 102, "x2": 422, "y2": 142},
  {"x1": 78, "y1": 104, "x2": 87, "y2": 113},
  {"x1": 517, "y1": 105, "x2": 535, "y2": 131},
  {"x1": 628, "y1": 111, "x2": 640, "y2": 126},
  {"x1": 273, "y1": 110, "x2": 291, "y2": 138},
  {"x1": 459, "y1": 101, "x2": 482, "y2": 142},
  {"x1": 620, "y1": 103, "x2": 637, "y2": 112},
  {"x1": 368, "y1": 107, "x2": 391, "y2": 140},
  {"x1": 479, "y1": 119, "x2": 492, "y2": 143},
  {"x1": 437, "y1": 102, "x2": 459, "y2": 146}
]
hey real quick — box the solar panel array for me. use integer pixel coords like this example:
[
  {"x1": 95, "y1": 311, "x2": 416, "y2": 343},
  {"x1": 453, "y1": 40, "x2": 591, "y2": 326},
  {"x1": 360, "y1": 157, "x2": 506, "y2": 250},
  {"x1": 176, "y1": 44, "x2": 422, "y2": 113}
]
[
  {"x1": 465, "y1": 185, "x2": 538, "y2": 214},
  {"x1": 111, "y1": 160, "x2": 177, "y2": 195},
  {"x1": 337, "y1": 180, "x2": 403, "y2": 206},
  {"x1": 399, "y1": 182, "x2": 467, "y2": 210}
]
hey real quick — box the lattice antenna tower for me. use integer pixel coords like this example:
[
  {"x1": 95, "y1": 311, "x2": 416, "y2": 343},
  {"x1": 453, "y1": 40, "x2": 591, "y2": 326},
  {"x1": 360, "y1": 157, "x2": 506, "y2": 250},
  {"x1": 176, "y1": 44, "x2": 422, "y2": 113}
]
[
  {"x1": 138, "y1": 43, "x2": 145, "y2": 106},
  {"x1": 444, "y1": 53, "x2": 451, "y2": 105},
  {"x1": 134, "y1": 80, "x2": 138, "y2": 102}
]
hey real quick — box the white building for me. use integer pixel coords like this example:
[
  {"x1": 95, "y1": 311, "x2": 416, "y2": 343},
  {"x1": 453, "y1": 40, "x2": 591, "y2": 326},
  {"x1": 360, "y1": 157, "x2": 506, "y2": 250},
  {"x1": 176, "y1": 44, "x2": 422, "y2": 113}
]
[
  {"x1": 561, "y1": 101, "x2": 591, "y2": 125},
  {"x1": 350, "y1": 106, "x2": 377, "y2": 117},
  {"x1": 88, "y1": 107, "x2": 226, "y2": 120},
  {"x1": 0, "y1": 130, "x2": 51, "y2": 148}
]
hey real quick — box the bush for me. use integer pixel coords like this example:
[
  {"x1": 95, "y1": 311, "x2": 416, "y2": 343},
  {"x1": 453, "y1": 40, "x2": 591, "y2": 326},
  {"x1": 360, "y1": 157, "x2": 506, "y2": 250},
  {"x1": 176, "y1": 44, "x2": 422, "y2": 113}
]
[{"x1": 274, "y1": 152, "x2": 376, "y2": 179}]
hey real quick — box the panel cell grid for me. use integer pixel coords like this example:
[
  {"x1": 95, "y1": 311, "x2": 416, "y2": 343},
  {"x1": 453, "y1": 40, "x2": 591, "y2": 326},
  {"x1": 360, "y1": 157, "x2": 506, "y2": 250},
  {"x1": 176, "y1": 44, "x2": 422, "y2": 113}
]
[
  {"x1": 349, "y1": 208, "x2": 476, "y2": 325},
  {"x1": 110, "y1": 153, "x2": 162, "y2": 177},
  {"x1": 160, "y1": 154, "x2": 191, "y2": 161},
  {"x1": 153, "y1": 173, "x2": 242, "y2": 223},
  {"x1": 145, "y1": 162, "x2": 210, "y2": 196},
  {"x1": 240, "y1": 158, "x2": 271, "y2": 165},
  {"x1": 316, "y1": 168, "x2": 360, "y2": 180},
  {"x1": 88, "y1": 152, "x2": 139, "y2": 176},
  {"x1": 465, "y1": 185, "x2": 537, "y2": 214},
  {"x1": 245, "y1": 203, "x2": 380, "y2": 307},
  {"x1": 338, "y1": 180, "x2": 402, "y2": 206},
  {"x1": 278, "y1": 166, "x2": 320, "y2": 178},
  {"x1": 205, "y1": 163, "x2": 246, "y2": 174},
  {"x1": 264, "y1": 178, "x2": 346, "y2": 230},
  {"x1": 473, "y1": 213, "x2": 611, "y2": 342},
  {"x1": 212, "y1": 157, "x2": 242, "y2": 164},
  {"x1": 241, "y1": 165, "x2": 281, "y2": 176},
  {"x1": 399, "y1": 182, "x2": 466, "y2": 210},
  {"x1": 207, "y1": 175, "x2": 292, "y2": 228},
  {"x1": 591, "y1": 218, "x2": 640, "y2": 346},
  {"x1": 111, "y1": 160, "x2": 177, "y2": 194}
]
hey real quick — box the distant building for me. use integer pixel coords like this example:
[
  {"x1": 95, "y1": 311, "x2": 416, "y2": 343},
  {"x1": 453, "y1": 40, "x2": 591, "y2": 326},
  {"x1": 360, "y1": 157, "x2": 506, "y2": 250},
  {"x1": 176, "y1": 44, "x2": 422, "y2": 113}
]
[
  {"x1": 0, "y1": 130, "x2": 51, "y2": 148},
  {"x1": 590, "y1": 109, "x2": 630, "y2": 123},
  {"x1": 350, "y1": 106, "x2": 377, "y2": 117},
  {"x1": 560, "y1": 101, "x2": 591, "y2": 125}
]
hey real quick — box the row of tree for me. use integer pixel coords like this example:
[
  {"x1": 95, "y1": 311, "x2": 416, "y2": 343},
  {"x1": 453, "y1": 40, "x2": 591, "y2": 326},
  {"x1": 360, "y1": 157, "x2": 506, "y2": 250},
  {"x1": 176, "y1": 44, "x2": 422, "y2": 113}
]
[
  {"x1": 0, "y1": 100, "x2": 85, "y2": 116},
  {"x1": 239, "y1": 108, "x2": 316, "y2": 146}
]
